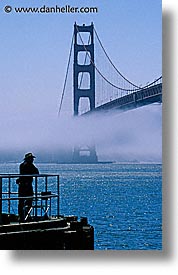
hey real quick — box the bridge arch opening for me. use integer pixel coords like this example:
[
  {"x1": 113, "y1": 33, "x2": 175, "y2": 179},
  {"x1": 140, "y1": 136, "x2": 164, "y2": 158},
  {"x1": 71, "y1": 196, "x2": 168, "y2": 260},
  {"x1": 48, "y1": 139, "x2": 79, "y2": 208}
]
[
  {"x1": 77, "y1": 51, "x2": 91, "y2": 65},
  {"x1": 78, "y1": 97, "x2": 90, "y2": 114},
  {"x1": 78, "y1": 72, "x2": 91, "y2": 90},
  {"x1": 77, "y1": 32, "x2": 91, "y2": 45},
  {"x1": 79, "y1": 148, "x2": 90, "y2": 157}
]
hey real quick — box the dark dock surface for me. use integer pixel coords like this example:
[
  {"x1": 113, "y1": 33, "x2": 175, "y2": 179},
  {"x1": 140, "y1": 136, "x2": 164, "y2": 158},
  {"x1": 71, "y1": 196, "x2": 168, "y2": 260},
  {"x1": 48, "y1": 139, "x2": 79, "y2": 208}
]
[{"x1": 0, "y1": 215, "x2": 94, "y2": 250}]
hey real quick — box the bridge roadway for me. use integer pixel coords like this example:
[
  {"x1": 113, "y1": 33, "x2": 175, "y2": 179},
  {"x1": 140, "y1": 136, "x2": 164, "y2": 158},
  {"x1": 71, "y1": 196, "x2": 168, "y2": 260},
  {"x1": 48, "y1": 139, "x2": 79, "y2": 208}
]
[{"x1": 83, "y1": 83, "x2": 162, "y2": 115}]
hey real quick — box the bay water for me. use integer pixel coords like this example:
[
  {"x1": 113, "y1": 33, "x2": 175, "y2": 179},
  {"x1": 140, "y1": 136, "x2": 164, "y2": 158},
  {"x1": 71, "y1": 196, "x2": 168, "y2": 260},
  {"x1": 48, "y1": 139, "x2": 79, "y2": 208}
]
[{"x1": 0, "y1": 162, "x2": 162, "y2": 250}]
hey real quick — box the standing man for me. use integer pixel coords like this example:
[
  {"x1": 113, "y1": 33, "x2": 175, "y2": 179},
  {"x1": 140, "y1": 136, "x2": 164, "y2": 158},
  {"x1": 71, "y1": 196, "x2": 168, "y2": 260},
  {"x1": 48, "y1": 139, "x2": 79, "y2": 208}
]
[{"x1": 16, "y1": 153, "x2": 39, "y2": 222}]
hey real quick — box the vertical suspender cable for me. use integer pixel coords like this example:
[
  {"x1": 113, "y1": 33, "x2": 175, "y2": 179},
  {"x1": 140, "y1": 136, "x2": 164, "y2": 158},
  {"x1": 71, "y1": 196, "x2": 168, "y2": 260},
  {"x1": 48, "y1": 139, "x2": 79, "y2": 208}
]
[{"x1": 94, "y1": 27, "x2": 140, "y2": 89}]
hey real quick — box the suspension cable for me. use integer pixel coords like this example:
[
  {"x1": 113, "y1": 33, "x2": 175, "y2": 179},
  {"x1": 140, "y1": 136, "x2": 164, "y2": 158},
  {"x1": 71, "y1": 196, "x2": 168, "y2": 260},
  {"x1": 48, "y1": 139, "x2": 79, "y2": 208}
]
[
  {"x1": 138, "y1": 76, "x2": 162, "y2": 89},
  {"x1": 76, "y1": 25, "x2": 162, "y2": 92},
  {"x1": 94, "y1": 27, "x2": 162, "y2": 90},
  {"x1": 76, "y1": 26, "x2": 136, "y2": 92},
  {"x1": 94, "y1": 27, "x2": 140, "y2": 89},
  {"x1": 58, "y1": 33, "x2": 74, "y2": 117}
]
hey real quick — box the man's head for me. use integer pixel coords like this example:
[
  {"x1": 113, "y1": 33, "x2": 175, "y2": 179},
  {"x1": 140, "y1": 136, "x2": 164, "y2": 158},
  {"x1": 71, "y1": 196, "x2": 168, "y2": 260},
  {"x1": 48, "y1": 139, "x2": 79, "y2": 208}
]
[{"x1": 24, "y1": 152, "x2": 36, "y2": 163}]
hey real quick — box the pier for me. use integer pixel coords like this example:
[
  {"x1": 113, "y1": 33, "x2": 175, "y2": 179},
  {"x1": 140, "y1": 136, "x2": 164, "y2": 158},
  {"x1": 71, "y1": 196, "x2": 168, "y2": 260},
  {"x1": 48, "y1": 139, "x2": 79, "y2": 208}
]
[{"x1": 0, "y1": 174, "x2": 94, "y2": 250}]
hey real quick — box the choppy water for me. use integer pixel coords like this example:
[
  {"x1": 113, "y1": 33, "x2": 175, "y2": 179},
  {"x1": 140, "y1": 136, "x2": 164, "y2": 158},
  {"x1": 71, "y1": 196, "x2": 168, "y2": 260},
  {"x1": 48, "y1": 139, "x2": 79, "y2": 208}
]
[{"x1": 0, "y1": 163, "x2": 162, "y2": 250}]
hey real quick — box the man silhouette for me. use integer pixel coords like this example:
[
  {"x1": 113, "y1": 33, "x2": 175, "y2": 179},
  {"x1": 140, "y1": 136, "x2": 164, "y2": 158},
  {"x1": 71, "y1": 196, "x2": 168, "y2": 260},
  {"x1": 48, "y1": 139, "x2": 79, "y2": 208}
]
[{"x1": 16, "y1": 153, "x2": 39, "y2": 222}]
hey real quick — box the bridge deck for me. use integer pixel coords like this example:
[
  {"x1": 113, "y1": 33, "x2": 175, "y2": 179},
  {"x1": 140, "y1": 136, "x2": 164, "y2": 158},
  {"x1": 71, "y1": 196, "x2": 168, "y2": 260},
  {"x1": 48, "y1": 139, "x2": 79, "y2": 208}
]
[{"x1": 83, "y1": 83, "x2": 162, "y2": 115}]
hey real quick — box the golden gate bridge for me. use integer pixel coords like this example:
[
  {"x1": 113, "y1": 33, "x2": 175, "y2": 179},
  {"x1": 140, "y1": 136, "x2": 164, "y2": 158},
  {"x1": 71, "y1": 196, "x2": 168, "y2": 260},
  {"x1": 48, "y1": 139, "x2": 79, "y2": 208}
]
[{"x1": 58, "y1": 23, "x2": 162, "y2": 163}]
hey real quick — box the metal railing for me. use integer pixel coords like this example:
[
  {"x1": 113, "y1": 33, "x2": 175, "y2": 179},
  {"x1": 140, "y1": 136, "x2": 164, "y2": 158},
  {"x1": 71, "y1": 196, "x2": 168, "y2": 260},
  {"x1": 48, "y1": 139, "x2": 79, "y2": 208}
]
[{"x1": 0, "y1": 174, "x2": 60, "y2": 219}]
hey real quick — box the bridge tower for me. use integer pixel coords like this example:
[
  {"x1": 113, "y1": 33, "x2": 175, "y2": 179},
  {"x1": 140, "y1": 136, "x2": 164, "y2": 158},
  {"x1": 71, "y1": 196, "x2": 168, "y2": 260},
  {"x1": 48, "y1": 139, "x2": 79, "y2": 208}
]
[
  {"x1": 73, "y1": 22, "x2": 98, "y2": 163},
  {"x1": 73, "y1": 22, "x2": 95, "y2": 115}
]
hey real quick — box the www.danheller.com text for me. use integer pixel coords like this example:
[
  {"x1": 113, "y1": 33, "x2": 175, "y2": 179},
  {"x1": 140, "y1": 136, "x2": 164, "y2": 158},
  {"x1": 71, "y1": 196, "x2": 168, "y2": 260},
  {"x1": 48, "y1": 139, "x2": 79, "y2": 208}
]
[{"x1": 3, "y1": 4, "x2": 99, "y2": 14}]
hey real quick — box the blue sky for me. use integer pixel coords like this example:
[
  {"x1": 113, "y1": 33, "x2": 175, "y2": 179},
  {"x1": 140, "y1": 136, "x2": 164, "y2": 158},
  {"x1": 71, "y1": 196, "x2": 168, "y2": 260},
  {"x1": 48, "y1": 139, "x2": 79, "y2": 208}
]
[{"x1": 0, "y1": 0, "x2": 162, "y2": 161}]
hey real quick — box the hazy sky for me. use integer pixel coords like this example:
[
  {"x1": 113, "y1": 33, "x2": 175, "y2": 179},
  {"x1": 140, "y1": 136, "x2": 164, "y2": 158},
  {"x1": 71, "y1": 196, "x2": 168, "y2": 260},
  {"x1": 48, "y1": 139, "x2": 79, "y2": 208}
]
[{"x1": 0, "y1": 0, "x2": 162, "y2": 161}]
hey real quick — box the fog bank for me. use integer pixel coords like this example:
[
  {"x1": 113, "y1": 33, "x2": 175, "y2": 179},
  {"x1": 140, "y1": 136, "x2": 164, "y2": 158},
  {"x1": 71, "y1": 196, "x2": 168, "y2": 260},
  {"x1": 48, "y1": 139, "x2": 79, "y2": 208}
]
[{"x1": 0, "y1": 105, "x2": 162, "y2": 162}]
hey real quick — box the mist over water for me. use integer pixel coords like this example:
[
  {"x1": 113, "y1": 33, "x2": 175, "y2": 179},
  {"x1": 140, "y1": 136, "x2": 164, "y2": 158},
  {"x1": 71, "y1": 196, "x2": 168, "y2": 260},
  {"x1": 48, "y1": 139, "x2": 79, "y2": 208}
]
[{"x1": 0, "y1": 105, "x2": 161, "y2": 162}]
